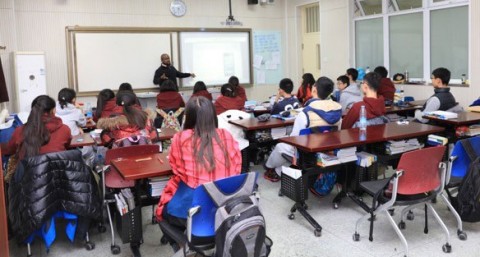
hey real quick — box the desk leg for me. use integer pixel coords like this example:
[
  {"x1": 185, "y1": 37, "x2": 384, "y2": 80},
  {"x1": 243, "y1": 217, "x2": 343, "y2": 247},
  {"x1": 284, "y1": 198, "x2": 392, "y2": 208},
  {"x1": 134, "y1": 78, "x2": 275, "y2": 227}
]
[
  {"x1": 131, "y1": 242, "x2": 142, "y2": 257},
  {"x1": 130, "y1": 181, "x2": 144, "y2": 257},
  {"x1": 289, "y1": 201, "x2": 322, "y2": 237}
]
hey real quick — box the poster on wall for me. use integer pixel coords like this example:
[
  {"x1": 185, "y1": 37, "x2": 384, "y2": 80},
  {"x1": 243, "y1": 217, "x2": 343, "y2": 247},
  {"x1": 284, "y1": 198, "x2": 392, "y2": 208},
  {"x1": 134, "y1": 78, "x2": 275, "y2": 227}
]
[{"x1": 253, "y1": 31, "x2": 283, "y2": 85}]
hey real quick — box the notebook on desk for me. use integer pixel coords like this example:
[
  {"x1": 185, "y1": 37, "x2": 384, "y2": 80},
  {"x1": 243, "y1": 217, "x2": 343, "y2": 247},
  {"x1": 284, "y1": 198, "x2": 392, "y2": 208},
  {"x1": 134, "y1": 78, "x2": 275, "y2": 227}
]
[{"x1": 425, "y1": 111, "x2": 458, "y2": 120}]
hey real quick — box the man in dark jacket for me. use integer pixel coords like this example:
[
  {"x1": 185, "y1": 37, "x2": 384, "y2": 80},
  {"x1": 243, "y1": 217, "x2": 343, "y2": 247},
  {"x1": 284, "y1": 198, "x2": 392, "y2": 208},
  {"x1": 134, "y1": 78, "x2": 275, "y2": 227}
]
[{"x1": 153, "y1": 54, "x2": 195, "y2": 89}]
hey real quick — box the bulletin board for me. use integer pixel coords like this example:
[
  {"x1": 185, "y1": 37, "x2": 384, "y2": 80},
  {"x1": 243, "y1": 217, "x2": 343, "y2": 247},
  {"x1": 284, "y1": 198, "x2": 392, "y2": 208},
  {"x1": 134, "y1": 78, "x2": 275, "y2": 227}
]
[
  {"x1": 252, "y1": 31, "x2": 283, "y2": 85},
  {"x1": 12, "y1": 52, "x2": 47, "y2": 113}
]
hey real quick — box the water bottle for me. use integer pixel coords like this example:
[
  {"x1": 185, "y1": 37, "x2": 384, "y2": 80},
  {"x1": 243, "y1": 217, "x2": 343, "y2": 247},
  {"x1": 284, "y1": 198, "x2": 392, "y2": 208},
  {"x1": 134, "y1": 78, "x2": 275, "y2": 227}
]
[
  {"x1": 461, "y1": 74, "x2": 466, "y2": 84},
  {"x1": 86, "y1": 103, "x2": 93, "y2": 119},
  {"x1": 95, "y1": 154, "x2": 104, "y2": 172},
  {"x1": 359, "y1": 105, "x2": 367, "y2": 132},
  {"x1": 399, "y1": 85, "x2": 405, "y2": 103},
  {"x1": 404, "y1": 70, "x2": 409, "y2": 83},
  {"x1": 365, "y1": 66, "x2": 370, "y2": 73}
]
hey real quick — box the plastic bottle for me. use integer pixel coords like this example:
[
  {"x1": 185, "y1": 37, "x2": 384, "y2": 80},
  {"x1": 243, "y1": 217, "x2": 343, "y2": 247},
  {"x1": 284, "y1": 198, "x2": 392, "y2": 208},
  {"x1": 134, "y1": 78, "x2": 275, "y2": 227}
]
[
  {"x1": 404, "y1": 70, "x2": 409, "y2": 83},
  {"x1": 95, "y1": 154, "x2": 104, "y2": 172},
  {"x1": 365, "y1": 66, "x2": 370, "y2": 73},
  {"x1": 86, "y1": 103, "x2": 93, "y2": 118},
  {"x1": 399, "y1": 85, "x2": 405, "y2": 103},
  {"x1": 359, "y1": 105, "x2": 367, "y2": 132},
  {"x1": 461, "y1": 74, "x2": 466, "y2": 84}
]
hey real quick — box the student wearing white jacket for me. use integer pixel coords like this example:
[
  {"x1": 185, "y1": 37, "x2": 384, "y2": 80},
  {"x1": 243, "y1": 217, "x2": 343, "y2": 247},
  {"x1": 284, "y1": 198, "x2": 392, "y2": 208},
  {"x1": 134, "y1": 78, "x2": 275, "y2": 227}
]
[{"x1": 56, "y1": 88, "x2": 86, "y2": 136}]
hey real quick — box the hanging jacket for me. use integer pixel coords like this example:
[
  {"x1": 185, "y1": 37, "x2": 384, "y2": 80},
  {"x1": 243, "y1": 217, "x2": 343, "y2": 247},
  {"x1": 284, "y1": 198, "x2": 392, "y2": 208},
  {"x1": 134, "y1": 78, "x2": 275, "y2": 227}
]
[{"x1": 8, "y1": 149, "x2": 102, "y2": 243}]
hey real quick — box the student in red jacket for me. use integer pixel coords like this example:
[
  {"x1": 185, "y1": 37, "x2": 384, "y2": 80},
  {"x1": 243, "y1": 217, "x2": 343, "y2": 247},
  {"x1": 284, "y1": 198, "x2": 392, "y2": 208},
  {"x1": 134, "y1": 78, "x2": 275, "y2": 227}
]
[
  {"x1": 214, "y1": 83, "x2": 245, "y2": 115},
  {"x1": 342, "y1": 72, "x2": 386, "y2": 129},
  {"x1": 374, "y1": 66, "x2": 396, "y2": 103},
  {"x1": 1, "y1": 95, "x2": 71, "y2": 159},
  {"x1": 156, "y1": 96, "x2": 241, "y2": 248},
  {"x1": 229, "y1": 76, "x2": 247, "y2": 102},
  {"x1": 156, "y1": 80, "x2": 185, "y2": 110},
  {"x1": 191, "y1": 81, "x2": 212, "y2": 101},
  {"x1": 94, "y1": 89, "x2": 116, "y2": 121},
  {"x1": 297, "y1": 73, "x2": 315, "y2": 105}
]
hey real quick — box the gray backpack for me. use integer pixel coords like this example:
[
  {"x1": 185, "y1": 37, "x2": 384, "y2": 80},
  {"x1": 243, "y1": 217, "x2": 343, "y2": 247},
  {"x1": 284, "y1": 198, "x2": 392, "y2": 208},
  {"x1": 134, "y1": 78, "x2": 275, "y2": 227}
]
[{"x1": 204, "y1": 173, "x2": 272, "y2": 257}]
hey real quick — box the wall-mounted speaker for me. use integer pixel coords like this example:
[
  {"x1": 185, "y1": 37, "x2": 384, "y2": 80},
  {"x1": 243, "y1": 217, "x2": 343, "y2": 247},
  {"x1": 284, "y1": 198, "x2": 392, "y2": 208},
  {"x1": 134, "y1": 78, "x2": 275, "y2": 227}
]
[{"x1": 248, "y1": 0, "x2": 258, "y2": 5}]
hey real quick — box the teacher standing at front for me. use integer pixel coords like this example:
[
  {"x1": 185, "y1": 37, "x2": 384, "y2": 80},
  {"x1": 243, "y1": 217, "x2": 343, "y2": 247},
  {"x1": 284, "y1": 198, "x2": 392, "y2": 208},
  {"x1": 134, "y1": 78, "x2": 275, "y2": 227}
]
[{"x1": 153, "y1": 53, "x2": 195, "y2": 90}]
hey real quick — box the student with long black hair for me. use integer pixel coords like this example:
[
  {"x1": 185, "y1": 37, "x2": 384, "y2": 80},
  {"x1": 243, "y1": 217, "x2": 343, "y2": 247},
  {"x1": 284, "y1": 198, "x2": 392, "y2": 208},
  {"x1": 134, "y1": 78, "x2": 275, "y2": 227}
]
[
  {"x1": 97, "y1": 91, "x2": 154, "y2": 146},
  {"x1": 191, "y1": 81, "x2": 212, "y2": 101},
  {"x1": 56, "y1": 88, "x2": 86, "y2": 136},
  {"x1": 1, "y1": 95, "x2": 71, "y2": 159},
  {"x1": 156, "y1": 96, "x2": 241, "y2": 247},
  {"x1": 296, "y1": 73, "x2": 315, "y2": 105},
  {"x1": 94, "y1": 89, "x2": 116, "y2": 121}
]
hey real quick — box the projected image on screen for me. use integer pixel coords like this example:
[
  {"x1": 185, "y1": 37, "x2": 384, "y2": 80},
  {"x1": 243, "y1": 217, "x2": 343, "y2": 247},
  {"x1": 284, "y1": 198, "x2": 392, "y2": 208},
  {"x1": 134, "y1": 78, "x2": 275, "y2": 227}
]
[{"x1": 180, "y1": 32, "x2": 251, "y2": 87}]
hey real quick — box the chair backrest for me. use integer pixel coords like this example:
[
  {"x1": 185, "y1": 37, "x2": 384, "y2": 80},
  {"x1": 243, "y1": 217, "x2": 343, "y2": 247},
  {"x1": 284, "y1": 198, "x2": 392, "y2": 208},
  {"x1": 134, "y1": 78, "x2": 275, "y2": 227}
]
[
  {"x1": 450, "y1": 136, "x2": 480, "y2": 178},
  {"x1": 189, "y1": 172, "x2": 258, "y2": 238},
  {"x1": 299, "y1": 125, "x2": 338, "y2": 136},
  {"x1": 105, "y1": 144, "x2": 159, "y2": 164},
  {"x1": 396, "y1": 146, "x2": 446, "y2": 195}
]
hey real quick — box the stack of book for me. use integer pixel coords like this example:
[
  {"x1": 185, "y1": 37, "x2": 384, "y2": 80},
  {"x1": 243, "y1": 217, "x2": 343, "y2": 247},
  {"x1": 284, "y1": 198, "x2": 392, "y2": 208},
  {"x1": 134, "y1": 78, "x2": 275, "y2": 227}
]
[
  {"x1": 385, "y1": 138, "x2": 422, "y2": 155},
  {"x1": 115, "y1": 188, "x2": 135, "y2": 216},
  {"x1": 425, "y1": 110, "x2": 458, "y2": 120},
  {"x1": 335, "y1": 147, "x2": 358, "y2": 163},
  {"x1": 467, "y1": 124, "x2": 480, "y2": 136},
  {"x1": 427, "y1": 134, "x2": 448, "y2": 146},
  {"x1": 356, "y1": 152, "x2": 377, "y2": 167},
  {"x1": 149, "y1": 176, "x2": 170, "y2": 197},
  {"x1": 316, "y1": 152, "x2": 341, "y2": 167}
]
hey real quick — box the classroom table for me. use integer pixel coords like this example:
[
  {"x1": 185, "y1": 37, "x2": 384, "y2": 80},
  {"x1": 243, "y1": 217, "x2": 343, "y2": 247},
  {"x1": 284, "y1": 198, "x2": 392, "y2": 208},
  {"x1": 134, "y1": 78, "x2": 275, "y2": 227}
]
[
  {"x1": 385, "y1": 104, "x2": 422, "y2": 116},
  {"x1": 245, "y1": 108, "x2": 271, "y2": 117},
  {"x1": 70, "y1": 133, "x2": 102, "y2": 148},
  {"x1": 278, "y1": 122, "x2": 445, "y2": 236},
  {"x1": 153, "y1": 127, "x2": 177, "y2": 142},
  {"x1": 110, "y1": 152, "x2": 172, "y2": 257},
  {"x1": 422, "y1": 111, "x2": 480, "y2": 142},
  {"x1": 229, "y1": 117, "x2": 295, "y2": 165}
]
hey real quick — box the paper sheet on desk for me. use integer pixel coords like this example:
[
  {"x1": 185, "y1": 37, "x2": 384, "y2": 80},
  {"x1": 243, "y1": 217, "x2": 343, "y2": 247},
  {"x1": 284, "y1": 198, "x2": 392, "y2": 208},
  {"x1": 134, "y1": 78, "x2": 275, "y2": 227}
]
[{"x1": 282, "y1": 166, "x2": 302, "y2": 179}]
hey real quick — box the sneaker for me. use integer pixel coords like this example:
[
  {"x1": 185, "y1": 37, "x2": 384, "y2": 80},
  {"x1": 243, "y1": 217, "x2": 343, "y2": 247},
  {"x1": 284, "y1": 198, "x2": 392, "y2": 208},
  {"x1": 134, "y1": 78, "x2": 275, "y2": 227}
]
[{"x1": 264, "y1": 169, "x2": 280, "y2": 182}]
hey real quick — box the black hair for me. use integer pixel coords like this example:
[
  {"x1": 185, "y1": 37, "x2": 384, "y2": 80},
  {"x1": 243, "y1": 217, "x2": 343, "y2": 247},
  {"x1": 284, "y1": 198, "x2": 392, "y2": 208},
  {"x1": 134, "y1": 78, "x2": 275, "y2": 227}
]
[
  {"x1": 346, "y1": 68, "x2": 359, "y2": 81},
  {"x1": 96, "y1": 89, "x2": 115, "y2": 118},
  {"x1": 57, "y1": 88, "x2": 76, "y2": 109},
  {"x1": 183, "y1": 96, "x2": 229, "y2": 173},
  {"x1": 363, "y1": 72, "x2": 381, "y2": 92},
  {"x1": 279, "y1": 78, "x2": 294, "y2": 94},
  {"x1": 228, "y1": 76, "x2": 239, "y2": 87},
  {"x1": 432, "y1": 67, "x2": 451, "y2": 85},
  {"x1": 119, "y1": 82, "x2": 133, "y2": 92},
  {"x1": 21, "y1": 95, "x2": 56, "y2": 157},
  {"x1": 116, "y1": 91, "x2": 147, "y2": 129},
  {"x1": 336, "y1": 75, "x2": 350, "y2": 86},
  {"x1": 221, "y1": 83, "x2": 237, "y2": 98},
  {"x1": 193, "y1": 81, "x2": 207, "y2": 94},
  {"x1": 314, "y1": 77, "x2": 335, "y2": 100},
  {"x1": 160, "y1": 80, "x2": 177, "y2": 93},
  {"x1": 374, "y1": 66, "x2": 388, "y2": 78}
]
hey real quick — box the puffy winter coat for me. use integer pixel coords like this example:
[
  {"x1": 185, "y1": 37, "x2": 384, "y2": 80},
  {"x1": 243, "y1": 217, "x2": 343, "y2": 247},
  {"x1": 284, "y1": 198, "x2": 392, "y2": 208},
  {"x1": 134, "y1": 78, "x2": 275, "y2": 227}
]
[{"x1": 8, "y1": 149, "x2": 102, "y2": 242}]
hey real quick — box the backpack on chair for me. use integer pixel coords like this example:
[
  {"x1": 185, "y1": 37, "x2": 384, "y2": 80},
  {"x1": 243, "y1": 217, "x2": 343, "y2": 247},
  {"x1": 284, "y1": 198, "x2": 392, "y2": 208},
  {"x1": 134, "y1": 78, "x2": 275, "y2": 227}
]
[
  {"x1": 156, "y1": 108, "x2": 184, "y2": 131},
  {"x1": 203, "y1": 173, "x2": 272, "y2": 257},
  {"x1": 452, "y1": 139, "x2": 480, "y2": 222}
]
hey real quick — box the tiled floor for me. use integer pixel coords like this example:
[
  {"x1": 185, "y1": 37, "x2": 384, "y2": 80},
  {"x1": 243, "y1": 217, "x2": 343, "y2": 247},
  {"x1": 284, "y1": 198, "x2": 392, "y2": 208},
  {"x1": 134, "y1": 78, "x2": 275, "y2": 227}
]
[{"x1": 9, "y1": 166, "x2": 480, "y2": 257}]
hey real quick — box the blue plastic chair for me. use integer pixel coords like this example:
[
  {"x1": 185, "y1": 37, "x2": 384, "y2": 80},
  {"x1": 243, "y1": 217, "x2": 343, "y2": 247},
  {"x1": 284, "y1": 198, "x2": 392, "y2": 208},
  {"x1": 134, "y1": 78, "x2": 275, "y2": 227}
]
[{"x1": 159, "y1": 172, "x2": 258, "y2": 255}]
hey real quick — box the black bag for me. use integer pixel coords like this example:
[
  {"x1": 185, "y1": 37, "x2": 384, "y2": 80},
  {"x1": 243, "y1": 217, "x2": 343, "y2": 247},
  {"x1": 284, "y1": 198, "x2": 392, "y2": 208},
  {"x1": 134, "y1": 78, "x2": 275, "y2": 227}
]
[{"x1": 452, "y1": 139, "x2": 480, "y2": 222}]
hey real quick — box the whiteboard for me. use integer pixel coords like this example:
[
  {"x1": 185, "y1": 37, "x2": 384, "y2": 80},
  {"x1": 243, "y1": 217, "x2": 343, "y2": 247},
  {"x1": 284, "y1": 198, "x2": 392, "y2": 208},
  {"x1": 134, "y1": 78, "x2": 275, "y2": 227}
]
[
  {"x1": 74, "y1": 32, "x2": 171, "y2": 94},
  {"x1": 12, "y1": 52, "x2": 47, "y2": 113},
  {"x1": 179, "y1": 32, "x2": 251, "y2": 87}
]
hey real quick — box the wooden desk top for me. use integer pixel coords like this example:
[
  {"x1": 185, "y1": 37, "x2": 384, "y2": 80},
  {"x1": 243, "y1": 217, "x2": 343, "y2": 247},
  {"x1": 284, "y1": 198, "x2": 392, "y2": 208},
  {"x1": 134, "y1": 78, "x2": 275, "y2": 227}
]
[
  {"x1": 279, "y1": 122, "x2": 444, "y2": 153},
  {"x1": 70, "y1": 133, "x2": 102, "y2": 148},
  {"x1": 408, "y1": 100, "x2": 427, "y2": 106},
  {"x1": 111, "y1": 152, "x2": 172, "y2": 180},
  {"x1": 229, "y1": 118, "x2": 294, "y2": 131},
  {"x1": 423, "y1": 111, "x2": 480, "y2": 126},
  {"x1": 155, "y1": 127, "x2": 177, "y2": 142},
  {"x1": 385, "y1": 105, "x2": 422, "y2": 114}
]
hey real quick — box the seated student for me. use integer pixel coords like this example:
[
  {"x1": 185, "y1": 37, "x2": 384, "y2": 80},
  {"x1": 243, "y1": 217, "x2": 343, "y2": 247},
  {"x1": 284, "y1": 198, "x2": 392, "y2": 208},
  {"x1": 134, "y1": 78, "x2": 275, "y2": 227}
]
[
  {"x1": 191, "y1": 81, "x2": 212, "y2": 101},
  {"x1": 214, "y1": 83, "x2": 245, "y2": 115},
  {"x1": 157, "y1": 80, "x2": 185, "y2": 110},
  {"x1": 264, "y1": 77, "x2": 342, "y2": 181},
  {"x1": 55, "y1": 88, "x2": 87, "y2": 136},
  {"x1": 1, "y1": 95, "x2": 71, "y2": 159},
  {"x1": 335, "y1": 75, "x2": 362, "y2": 114},
  {"x1": 415, "y1": 67, "x2": 462, "y2": 123},
  {"x1": 229, "y1": 76, "x2": 247, "y2": 102},
  {"x1": 341, "y1": 72, "x2": 386, "y2": 129},
  {"x1": 94, "y1": 89, "x2": 116, "y2": 121},
  {"x1": 296, "y1": 73, "x2": 315, "y2": 106},
  {"x1": 156, "y1": 96, "x2": 241, "y2": 247},
  {"x1": 118, "y1": 82, "x2": 142, "y2": 107},
  {"x1": 374, "y1": 66, "x2": 396, "y2": 103},
  {"x1": 97, "y1": 91, "x2": 154, "y2": 147},
  {"x1": 270, "y1": 78, "x2": 300, "y2": 115}
]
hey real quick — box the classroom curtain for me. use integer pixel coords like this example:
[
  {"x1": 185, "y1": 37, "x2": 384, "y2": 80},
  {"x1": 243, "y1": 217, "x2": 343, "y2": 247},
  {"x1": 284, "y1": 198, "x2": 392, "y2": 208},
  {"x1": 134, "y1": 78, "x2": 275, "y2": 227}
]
[{"x1": 0, "y1": 57, "x2": 9, "y2": 103}]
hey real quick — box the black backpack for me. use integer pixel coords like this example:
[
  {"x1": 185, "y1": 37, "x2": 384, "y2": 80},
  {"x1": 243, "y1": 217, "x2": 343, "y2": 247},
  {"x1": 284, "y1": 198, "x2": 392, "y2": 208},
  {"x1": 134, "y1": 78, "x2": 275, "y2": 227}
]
[
  {"x1": 452, "y1": 139, "x2": 480, "y2": 222},
  {"x1": 203, "y1": 173, "x2": 272, "y2": 257}
]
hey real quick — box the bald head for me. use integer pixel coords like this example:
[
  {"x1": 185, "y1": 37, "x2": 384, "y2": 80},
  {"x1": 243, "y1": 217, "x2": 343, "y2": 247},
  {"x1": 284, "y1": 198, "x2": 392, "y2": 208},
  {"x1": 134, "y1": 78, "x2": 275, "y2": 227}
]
[{"x1": 161, "y1": 54, "x2": 171, "y2": 66}]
